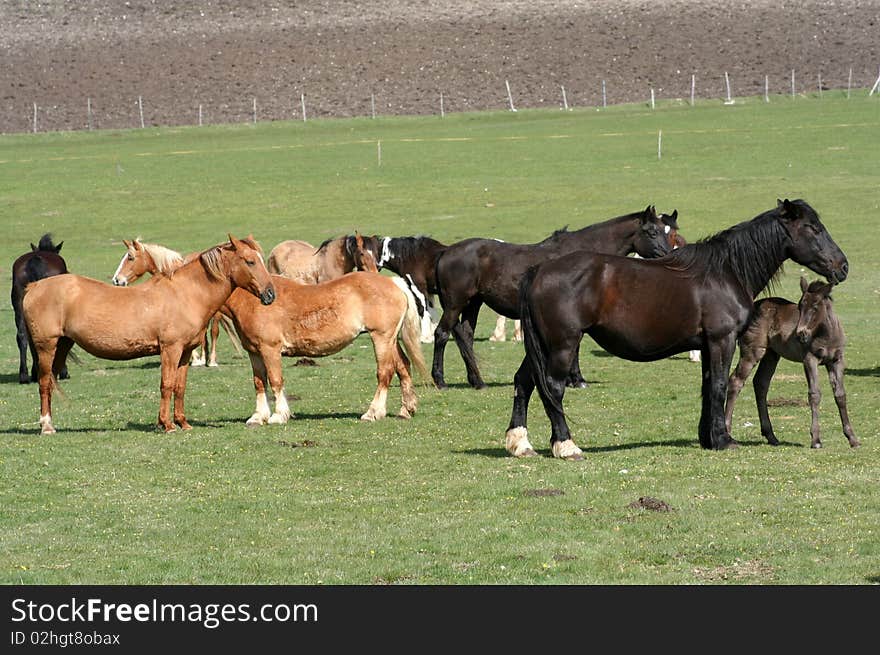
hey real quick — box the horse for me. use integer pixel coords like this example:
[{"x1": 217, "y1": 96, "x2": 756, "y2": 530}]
[
  {"x1": 506, "y1": 199, "x2": 848, "y2": 460},
  {"x1": 111, "y1": 239, "x2": 240, "y2": 367},
  {"x1": 11, "y1": 234, "x2": 69, "y2": 383},
  {"x1": 487, "y1": 211, "x2": 690, "y2": 346},
  {"x1": 359, "y1": 235, "x2": 447, "y2": 343},
  {"x1": 725, "y1": 276, "x2": 858, "y2": 449},
  {"x1": 22, "y1": 235, "x2": 275, "y2": 434},
  {"x1": 432, "y1": 206, "x2": 676, "y2": 389},
  {"x1": 221, "y1": 271, "x2": 429, "y2": 425},
  {"x1": 266, "y1": 234, "x2": 381, "y2": 284}
]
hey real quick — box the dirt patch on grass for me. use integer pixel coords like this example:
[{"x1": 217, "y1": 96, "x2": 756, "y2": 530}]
[
  {"x1": 693, "y1": 558, "x2": 775, "y2": 582},
  {"x1": 767, "y1": 398, "x2": 808, "y2": 408},
  {"x1": 523, "y1": 488, "x2": 565, "y2": 497},
  {"x1": 628, "y1": 496, "x2": 673, "y2": 512}
]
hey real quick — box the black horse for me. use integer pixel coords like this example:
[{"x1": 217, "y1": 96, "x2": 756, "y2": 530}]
[
  {"x1": 506, "y1": 199, "x2": 849, "y2": 459},
  {"x1": 432, "y1": 206, "x2": 676, "y2": 389},
  {"x1": 11, "y1": 234, "x2": 69, "y2": 383}
]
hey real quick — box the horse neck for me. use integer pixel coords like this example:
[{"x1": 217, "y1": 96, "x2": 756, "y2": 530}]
[
  {"x1": 558, "y1": 214, "x2": 642, "y2": 256},
  {"x1": 172, "y1": 252, "x2": 236, "y2": 317}
]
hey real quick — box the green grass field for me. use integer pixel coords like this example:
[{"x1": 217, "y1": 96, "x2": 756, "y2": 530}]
[{"x1": 1, "y1": 93, "x2": 878, "y2": 584}]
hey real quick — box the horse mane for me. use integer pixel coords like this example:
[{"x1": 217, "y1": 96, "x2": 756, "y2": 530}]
[
  {"x1": 388, "y1": 236, "x2": 445, "y2": 259},
  {"x1": 541, "y1": 209, "x2": 651, "y2": 245},
  {"x1": 137, "y1": 240, "x2": 185, "y2": 274},
  {"x1": 663, "y1": 207, "x2": 790, "y2": 297},
  {"x1": 199, "y1": 237, "x2": 263, "y2": 282},
  {"x1": 36, "y1": 233, "x2": 60, "y2": 252},
  {"x1": 314, "y1": 236, "x2": 339, "y2": 255}
]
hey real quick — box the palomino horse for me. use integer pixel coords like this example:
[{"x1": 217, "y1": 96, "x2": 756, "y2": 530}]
[
  {"x1": 221, "y1": 271, "x2": 429, "y2": 425},
  {"x1": 111, "y1": 239, "x2": 239, "y2": 366},
  {"x1": 266, "y1": 234, "x2": 380, "y2": 284},
  {"x1": 360, "y1": 235, "x2": 447, "y2": 343},
  {"x1": 11, "y1": 234, "x2": 69, "y2": 383},
  {"x1": 23, "y1": 236, "x2": 275, "y2": 434},
  {"x1": 487, "y1": 210, "x2": 689, "y2": 345},
  {"x1": 432, "y1": 206, "x2": 676, "y2": 389},
  {"x1": 507, "y1": 199, "x2": 848, "y2": 459},
  {"x1": 725, "y1": 276, "x2": 858, "y2": 449}
]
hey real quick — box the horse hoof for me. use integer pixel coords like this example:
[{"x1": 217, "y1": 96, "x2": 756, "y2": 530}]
[
  {"x1": 849, "y1": 440, "x2": 861, "y2": 449},
  {"x1": 245, "y1": 415, "x2": 266, "y2": 427},
  {"x1": 811, "y1": 442, "x2": 823, "y2": 449},
  {"x1": 267, "y1": 414, "x2": 289, "y2": 425},
  {"x1": 397, "y1": 409, "x2": 413, "y2": 420},
  {"x1": 567, "y1": 380, "x2": 588, "y2": 389},
  {"x1": 208, "y1": 362, "x2": 219, "y2": 368},
  {"x1": 552, "y1": 440, "x2": 584, "y2": 461},
  {"x1": 178, "y1": 422, "x2": 193, "y2": 431},
  {"x1": 719, "y1": 438, "x2": 739, "y2": 450}
]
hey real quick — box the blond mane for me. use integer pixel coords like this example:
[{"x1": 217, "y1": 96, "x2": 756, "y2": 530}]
[{"x1": 136, "y1": 240, "x2": 185, "y2": 275}]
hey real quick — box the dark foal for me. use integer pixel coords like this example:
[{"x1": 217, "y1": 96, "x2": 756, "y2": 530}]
[
  {"x1": 725, "y1": 277, "x2": 858, "y2": 449},
  {"x1": 11, "y1": 234, "x2": 69, "y2": 383}
]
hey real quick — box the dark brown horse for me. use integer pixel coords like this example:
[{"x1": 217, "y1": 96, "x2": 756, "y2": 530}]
[
  {"x1": 432, "y1": 206, "x2": 676, "y2": 389},
  {"x1": 725, "y1": 276, "x2": 858, "y2": 449},
  {"x1": 11, "y1": 234, "x2": 69, "y2": 383},
  {"x1": 507, "y1": 199, "x2": 848, "y2": 459}
]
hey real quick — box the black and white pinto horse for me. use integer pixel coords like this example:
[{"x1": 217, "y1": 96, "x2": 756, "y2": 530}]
[
  {"x1": 507, "y1": 199, "x2": 848, "y2": 459},
  {"x1": 363, "y1": 235, "x2": 448, "y2": 343}
]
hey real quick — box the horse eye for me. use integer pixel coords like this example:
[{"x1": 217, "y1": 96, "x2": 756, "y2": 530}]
[
  {"x1": 127, "y1": 254, "x2": 134, "y2": 261},
  {"x1": 246, "y1": 259, "x2": 255, "y2": 267}
]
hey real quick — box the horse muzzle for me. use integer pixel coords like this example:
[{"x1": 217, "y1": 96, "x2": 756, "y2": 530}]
[
  {"x1": 260, "y1": 286, "x2": 276, "y2": 305},
  {"x1": 112, "y1": 277, "x2": 128, "y2": 287},
  {"x1": 796, "y1": 329, "x2": 811, "y2": 345},
  {"x1": 827, "y1": 260, "x2": 848, "y2": 285}
]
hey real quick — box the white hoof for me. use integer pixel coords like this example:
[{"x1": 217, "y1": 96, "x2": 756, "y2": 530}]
[
  {"x1": 505, "y1": 426, "x2": 537, "y2": 457},
  {"x1": 360, "y1": 408, "x2": 386, "y2": 422},
  {"x1": 208, "y1": 361, "x2": 219, "y2": 368},
  {"x1": 267, "y1": 412, "x2": 290, "y2": 425},
  {"x1": 39, "y1": 415, "x2": 56, "y2": 435},
  {"x1": 552, "y1": 439, "x2": 584, "y2": 461},
  {"x1": 689, "y1": 350, "x2": 701, "y2": 362},
  {"x1": 246, "y1": 413, "x2": 267, "y2": 427},
  {"x1": 191, "y1": 357, "x2": 206, "y2": 367}
]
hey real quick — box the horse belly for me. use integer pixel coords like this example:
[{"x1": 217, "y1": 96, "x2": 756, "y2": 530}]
[{"x1": 281, "y1": 317, "x2": 362, "y2": 357}]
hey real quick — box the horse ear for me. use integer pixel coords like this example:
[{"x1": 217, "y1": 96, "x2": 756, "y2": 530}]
[
  {"x1": 227, "y1": 233, "x2": 240, "y2": 250},
  {"x1": 122, "y1": 239, "x2": 131, "y2": 249},
  {"x1": 777, "y1": 198, "x2": 795, "y2": 219},
  {"x1": 800, "y1": 276, "x2": 809, "y2": 294},
  {"x1": 30, "y1": 243, "x2": 37, "y2": 251},
  {"x1": 55, "y1": 241, "x2": 63, "y2": 253}
]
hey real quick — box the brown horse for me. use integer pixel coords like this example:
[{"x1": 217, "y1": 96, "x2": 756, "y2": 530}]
[
  {"x1": 111, "y1": 238, "x2": 240, "y2": 366},
  {"x1": 267, "y1": 234, "x2": 379, "y2": 283},
  {"x1": 12, "y1": 234, "x2": 69, "y2": 383},
  {"x1": 725, "y1": 276, "x2": 858, "y2": 449},
  {"x1": 23, "y1": 236, "x2": 275, "y2": 434},
  {"x1": 221, "y1": 271, "x2": 429, "y2": 425}
]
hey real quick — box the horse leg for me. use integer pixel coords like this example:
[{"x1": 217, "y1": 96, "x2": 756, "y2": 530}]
[
  {"x1": 264, "y1": 349, "x2": 291, "y2": 424},
  {"x1": 171, "y1": 350, "x2": 195, "y2": 430},
  {"x1": 752, "y1": 350, "x2": 781, "y2": 446},
  {"x1": 698, "y1": 346, "x2": 712, "y2": 449},
  {"x1": 452, "y1": 299, "x2": 485, "y2": 389},
  {"x1": 208, "y1": 315, "x2": 220, "y2": 367},
  {"x1": 827, "y1": 358, "x2": 859, "y2": 448},
  {"x1": 504, "y1": 356, "x2": 538, "y2": 457},
  {"x1": 35, "y1": 337, "x2": 59, "y2": 434},
  {"x1": 362, "y1": 335, "x2": 396, "y2": 421},
  {"x1": 157, "y1": 348, "x2": 184, "y2": 432},
  {"x1": 246, "y1": 352, "x2": 272, "y2": 426},
  {"x1": 393, "y1": 342, "x2": 417, "y2": 419},
  {"x1": 190, "y1": 328, "x2": 206, "y2": 367},
  {"x1": 13, "y1": 292, "x2": 32, "y2": 383},
  {"x1": 802, "y1": 354, "x2": 824, "y2": 449},
  {"x1": 532, "y1": 342, "x2": 583, "y2": 460},
  {"x1": 565, "y1": 338, "x2": 588, "y2": 389},
  {"x1": 432, "y1": 307, "x2": 461, "y2": 389},
  {"x1": 489, "y1": 315, "x2": 507, "y2": 342},
  {"x1": 703, "y1": 334, "x2": 738, "y2": 450},
  {"x1": 513, "y1": 320, "x2": 522, "y2": 343},
  {"x1": 724, "y1": 345, "x2": 763, "y2": 435}
]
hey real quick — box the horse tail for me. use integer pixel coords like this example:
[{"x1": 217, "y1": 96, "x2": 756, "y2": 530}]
[
  {"x1": 216, "y1": 312, "x2": 244, "y2": 357},
  {"x1": 519, "y1": 265, "x2": 566, "y2": 417},
  {"x1": 391, "y1": 277, "x2": 431, "y2": 385}
]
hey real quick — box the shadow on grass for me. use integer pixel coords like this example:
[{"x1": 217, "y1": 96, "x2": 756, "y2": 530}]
[
  {"x1": 845, "y1": 366, "x2": 880, "y2": 377},
  {"x1": 0, "y1": 373, "x2": 29, "y2": 384},
  {"x1": 435, "y1": 381, "x2": 511, "y2": 390}
]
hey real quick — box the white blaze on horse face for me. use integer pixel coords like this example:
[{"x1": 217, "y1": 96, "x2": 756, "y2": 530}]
[
  {"x1": 379, "y1": 237, "x2": 394, "y2": 267},
  {"x1": 112, "y1": 252, "x2": 129, "y2": 286},
  {"x1": 664, "y1": 225, "x2": 671, "y2": 234}
]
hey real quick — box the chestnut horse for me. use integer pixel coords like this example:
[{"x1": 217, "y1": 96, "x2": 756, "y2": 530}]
[
  {"x1": 725, "y1": 276, "x2": 858, "y2": 449},
  {"x1": 11, "y1": 234, "x2": 69, "y2": 383},
  {"x1": 508, "y1": 199, "x2": 848, "y2": 459},
  {"x1": 23, "y1": 236, "x2": 275, "y2": 434},
  {"x1": 221, "y1": 271, "x2": 429, "y2": 425},
  {"x1": 111, "y1": 238, "x2": 240, "y2": 366},
  {"x1": 266, "y1": 234, "x2": 380, "y2": 283},
  {"x1": 432, "y1": 206, "x2": 676, "y2": 389}
]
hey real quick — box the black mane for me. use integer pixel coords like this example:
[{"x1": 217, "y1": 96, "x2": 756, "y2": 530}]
[
  {"x1": 36, "y1": 233, "x2": 61, "y2": 252},
  {"x1": 664, "y1": 207, "x2": 790, "y2": 297},
  {"x1": 388, "y1": 236, "x2": 445, "y2": 261}
]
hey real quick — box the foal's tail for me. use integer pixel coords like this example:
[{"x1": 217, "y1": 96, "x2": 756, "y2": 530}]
[
  {"x1": 215, "y1": 312, "x2": 244, "y2": 357},
  {"x1": 519, "y1": 265, "x2": 565, "y2": 417},
  {"x1": 392, "y1": 277, "x2": 432, "y2": 385}
]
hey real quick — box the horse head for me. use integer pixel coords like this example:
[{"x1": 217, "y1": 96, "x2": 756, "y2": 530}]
[
  {"x1": 351, "y1": 231, "x2": 380, "y2": 273},
  {"x1": 633, "y1": 205, "x2": 674, "y2": 258},
  {"x1": 796, "y1": 276, "x2": 834, "y2": 345},
  {"x1": 32, "y1": 234, "x2": 63, "y2": 253},
  {"x1": 227, "y1": 234, "x2": 275, "y2": 305},
  {"x1": 777, "y1": 199, "x2": 848, "y2": 285}
]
